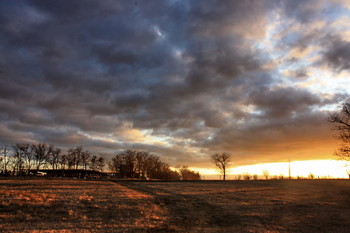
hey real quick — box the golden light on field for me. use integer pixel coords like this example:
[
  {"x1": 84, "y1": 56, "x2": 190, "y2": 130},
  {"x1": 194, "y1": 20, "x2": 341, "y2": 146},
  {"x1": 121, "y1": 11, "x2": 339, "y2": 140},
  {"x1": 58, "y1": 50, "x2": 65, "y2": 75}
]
[{"x1": 192, "y1": 160, "x2": 350, "y2": 180}]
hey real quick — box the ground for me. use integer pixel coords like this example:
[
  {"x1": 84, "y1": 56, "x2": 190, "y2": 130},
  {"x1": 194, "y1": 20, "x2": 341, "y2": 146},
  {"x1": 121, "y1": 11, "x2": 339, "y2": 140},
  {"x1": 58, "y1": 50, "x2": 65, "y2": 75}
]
[{"x1": 1, "y1": 178, "x2": 350, "y2": 232}]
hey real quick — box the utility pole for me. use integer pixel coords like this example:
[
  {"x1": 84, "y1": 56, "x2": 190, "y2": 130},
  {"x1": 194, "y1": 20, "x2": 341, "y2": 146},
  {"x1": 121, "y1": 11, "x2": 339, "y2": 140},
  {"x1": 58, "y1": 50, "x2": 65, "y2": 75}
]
[{"x1": 288, "y1": 158, "x2": 291, "y2": 179}]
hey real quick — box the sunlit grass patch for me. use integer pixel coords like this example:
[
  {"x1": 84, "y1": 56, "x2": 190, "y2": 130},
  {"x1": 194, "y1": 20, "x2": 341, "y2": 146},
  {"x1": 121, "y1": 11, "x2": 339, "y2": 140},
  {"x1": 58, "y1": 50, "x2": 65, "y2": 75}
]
[{"x1": 1, "y1": 179, "x2": 350, "y2": 232}]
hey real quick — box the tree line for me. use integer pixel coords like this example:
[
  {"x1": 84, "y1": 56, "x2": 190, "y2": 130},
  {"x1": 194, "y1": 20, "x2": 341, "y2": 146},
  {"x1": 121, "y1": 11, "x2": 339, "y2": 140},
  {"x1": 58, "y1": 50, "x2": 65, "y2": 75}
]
[
  {"x1": 0, "y1": 144, "x2": 201, "y2": 180},
  {"x1": 0, "y1": 143, "x2": 105, "y2": 176},
  {"x1": 108, "y1": 149, "x2": 200, "y2": 180}
]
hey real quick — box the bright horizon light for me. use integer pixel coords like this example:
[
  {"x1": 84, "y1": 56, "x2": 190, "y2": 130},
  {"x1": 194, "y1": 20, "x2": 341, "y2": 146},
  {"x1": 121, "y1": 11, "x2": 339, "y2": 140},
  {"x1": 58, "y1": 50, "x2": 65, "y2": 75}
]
[{"x1": 190, "y1": 160, "x2": 350, "y2": 180}]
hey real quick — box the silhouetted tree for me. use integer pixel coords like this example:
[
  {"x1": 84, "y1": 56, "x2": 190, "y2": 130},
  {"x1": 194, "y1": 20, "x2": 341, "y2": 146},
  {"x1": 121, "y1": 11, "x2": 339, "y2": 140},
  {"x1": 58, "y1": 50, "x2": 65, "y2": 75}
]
[
  {"x1": 90, "y1": 155, "x2": 98, "y2": 171},
  {"x1": 59, "y1": 153, "x2": 68, "y2": 169},
  {"x1": 108, "y1": 154, "x2": 124, "y2": 176},
  {"x1": 67, "y1": 146, "x2": 84, "y2": 169},
  {"x1": 144, "y1": 154, "x2": 162, "y2": 179},
  {"x1": 32, "y1": 143, "x2": 53, "y2": 170},
  {"x1": 67, "y1": 149, "x2": 76, "y2": 169},
  {"x1": 47, "y1": 147, "x2": 62, "y2": 170},
  {"x1": 158, "y1": 164, "x2": 181, "y2": 180},
  {"x1": 262, "y1": 170, "x2": 270, "y2": 180},
  {"x1": 210, "y1": 152, "x2": 231, "y2": 180},
  {"x1": 0, "y1": 156, "x2": 3, "y2": 174},
  {"x1": 308, "y1": 173, "x2": 314, "y2": 179},
  {"x1": 329, "y1": 102, "x2": 350, "y2": 161},
  {"x1": 20, "y1": 144, "x2": 34, "y2": 174},
  {"x1": 109, "y1": 150, "x2": 180, "y2": 180},
  {"x1": 109, "y1": 150, "x2": 137, "y2": 178},
  {"x1": 80, "y1": 150, "x2": 90, "y2": 170},
  {"x1": 11, "y1": 144, "x2": 32, "y2": 174},
  {"x1": 179, "y1": 166, "x2": 201, "y2": 180},
  {"x1": 141, "y1": 153, "x2": 166, "y2": 179},
  {"x1": 96, "y1": 156, "x2": 105, "y2": 171},
  {"x1": 0, "y1": 145, "x2": 10, "y2": 174},
  {"x1": 243, "y1": 173, "x2": 251, "y2": 180},
  {"x1": 12, "y1": 144, "x2": 25, "y2": 175},
  {"x1": 122, "y1": 149, "x2": 137, "y2": 177},
  {"x1": 136, "y1": 151, "x2": 150, "y2": 178}
]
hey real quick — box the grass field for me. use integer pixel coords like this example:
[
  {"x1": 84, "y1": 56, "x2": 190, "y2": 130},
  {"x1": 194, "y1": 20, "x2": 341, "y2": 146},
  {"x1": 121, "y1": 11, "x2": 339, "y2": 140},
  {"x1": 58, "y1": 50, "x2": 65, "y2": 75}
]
[{"x1": 1, "y1": 178, "x2": 350, "y2": 232}]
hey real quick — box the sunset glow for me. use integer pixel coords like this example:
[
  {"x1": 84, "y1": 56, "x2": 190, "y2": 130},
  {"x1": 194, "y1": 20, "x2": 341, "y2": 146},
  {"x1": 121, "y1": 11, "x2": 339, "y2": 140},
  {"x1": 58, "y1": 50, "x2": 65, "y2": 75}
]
[
  {"x1": 0, "y1": 1, "x2": 350, "y2": 177},
  {"x1": 194, "y1": 160, "x2": 350, "y2": 180},
  {"x1": 3, "y1": 2, "x2": 350, "y2": 233}
]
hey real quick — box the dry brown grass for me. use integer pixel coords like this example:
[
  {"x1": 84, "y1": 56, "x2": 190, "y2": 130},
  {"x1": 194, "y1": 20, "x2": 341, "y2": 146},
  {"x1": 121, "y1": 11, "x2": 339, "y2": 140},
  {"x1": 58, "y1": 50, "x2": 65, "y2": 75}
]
[
  {"x1": 1, "y1": 178, "x2": 350, "y2": 232},
  {"x1": 0, "y1": 178, "x2": 166, "y2": 232}
]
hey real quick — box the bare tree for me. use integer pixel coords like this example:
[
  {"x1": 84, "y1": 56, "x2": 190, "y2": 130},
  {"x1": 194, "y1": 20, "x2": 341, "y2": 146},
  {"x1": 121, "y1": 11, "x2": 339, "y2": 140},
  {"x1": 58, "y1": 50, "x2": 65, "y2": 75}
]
[
  {"x1": 47, "y1": 147, "x2": 62, "y2": 170},
  {"x1": 308, "y1": 173, "x2": 314, "y2": 179},
  {"x1": 67, "y1": 148, "x2": 76, "y2": 169},
  {"x1": 109, "y1": 150, "x2": 180, "y2": 180},
  {"x1": 144, "y1": 154, "x2": 162, "y2": 179},
  {"x1": 12, "y1": 144, "x2": 31, "y2": 174},
  {"x1": 19, "y1": 144, "x2": 34, "y2": 174},
  {"x1": 329, "y1": 102, "x2": 350, "y2": 161},
  {"x1": 122, "y1": 149, "x2": 137, "y2": 178},
  {"x1": 80, "y1": 150, "x2": 90, "y2": 170},
  {"x1": 32, "y1": 143, "x2": 53, "y2": 170},
  {"x1": 179, "y1": 166, "x2": 201, "y2": 180},
  {"x1": 12, "y1": 144, "x2": 25, "y2": 175},
  {"x1": 90, "y1": 155, "x2": 98, "y2": 171},
  {"x1": 109, "y1": 149, "x2": 138, "y2": 178},
  {"x1": 96, "y1": 156, "x2": 105, "y2": 171},
  {"x1": 262, "y1": 170, "x2": 270, "y2": 180},
  {"x1": 136, "y1": 151, "x2": 149, "y2": 178},
  {"x1": 158, "y1": 163, "x2": 181, "y2": 180},
  {"x1": 210, "y1": 152, "x2": 231, "y2": 180},
  {"x1": 59, "y1": 153, "x2": 68, "y2": 169},
  {"x1": 0, "y1": 156, "x2": 3, "y2": 174},
  {"x1": 243, "y1": 173, "x2": 251, "y2": 180},
  {"x1": 108, "y1": 154, "x2": 124, "y2": 176},
  {"x1": 67, "y1": 146, "x2": 84, "y2": 169},
  {"x1": 0, "y1": 145, "x2": 10, "y2": 174}
]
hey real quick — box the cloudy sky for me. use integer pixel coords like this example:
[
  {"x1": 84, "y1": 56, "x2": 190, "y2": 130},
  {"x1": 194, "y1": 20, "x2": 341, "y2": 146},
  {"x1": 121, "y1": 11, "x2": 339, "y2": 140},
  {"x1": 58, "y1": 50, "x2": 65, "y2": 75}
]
[{"x1": 1, "y1": 0, "x2": 349, "y2": 168}]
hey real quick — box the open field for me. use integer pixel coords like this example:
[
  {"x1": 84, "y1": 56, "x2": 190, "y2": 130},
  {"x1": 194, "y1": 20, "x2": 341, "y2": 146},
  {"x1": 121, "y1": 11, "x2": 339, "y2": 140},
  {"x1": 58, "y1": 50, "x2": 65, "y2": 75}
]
[{"x1": 1, "y1": 179, "x2": 350, "y2": 232}]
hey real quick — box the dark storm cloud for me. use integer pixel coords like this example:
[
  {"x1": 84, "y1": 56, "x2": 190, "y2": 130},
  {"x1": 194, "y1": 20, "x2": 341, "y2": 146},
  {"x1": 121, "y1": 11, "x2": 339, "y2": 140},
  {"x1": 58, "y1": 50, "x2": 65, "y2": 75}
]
[
  {"x1": 321, "y1": 38, "x2": 350, "y2": 71},
  {"x1": 0, "y1": 0, "x2": 346, "y2": 165},
  {"x1": 281, "y1": 0, "x2": 328, "y2": 23},
  {"x1": 248, "y1": 86, "x2": 321, "y2": 118},
  {"x1": 0, "y1": 123, "x2": 35, "y2": 145}
]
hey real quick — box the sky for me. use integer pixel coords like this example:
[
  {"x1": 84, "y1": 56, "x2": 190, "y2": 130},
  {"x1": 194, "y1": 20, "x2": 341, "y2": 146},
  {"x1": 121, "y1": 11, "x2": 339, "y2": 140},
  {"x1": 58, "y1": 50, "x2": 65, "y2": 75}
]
[{"x1": 0, "y1": 0, "x2": 350, "y2": 175}]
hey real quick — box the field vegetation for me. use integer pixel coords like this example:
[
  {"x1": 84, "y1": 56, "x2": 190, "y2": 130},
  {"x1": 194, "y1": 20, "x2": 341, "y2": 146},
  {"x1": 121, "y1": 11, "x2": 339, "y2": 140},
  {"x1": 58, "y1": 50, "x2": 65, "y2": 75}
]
[{"x1": 1, "y1": 178, "x2": 350, "y2": 232}]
